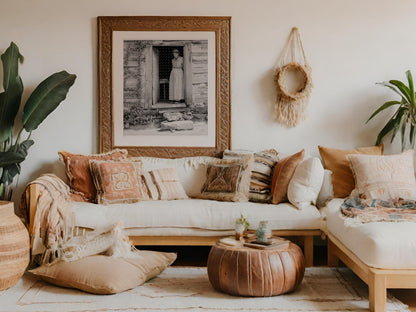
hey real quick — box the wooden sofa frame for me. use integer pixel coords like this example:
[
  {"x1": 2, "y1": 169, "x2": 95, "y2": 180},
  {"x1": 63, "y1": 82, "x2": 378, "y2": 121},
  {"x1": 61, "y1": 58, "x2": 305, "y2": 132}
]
[
  {"x1": 26, "y1": 184, "x2": 319, "y2": 267},
  {"x1": 327, "y1": 232, "x2": 416, "y2": 312}
]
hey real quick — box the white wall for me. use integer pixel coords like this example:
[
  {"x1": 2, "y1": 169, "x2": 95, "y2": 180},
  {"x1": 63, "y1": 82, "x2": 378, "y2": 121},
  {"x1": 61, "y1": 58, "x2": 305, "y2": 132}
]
[{"x1": 0, "y1": 0, "x2": 414, "y2": 203}]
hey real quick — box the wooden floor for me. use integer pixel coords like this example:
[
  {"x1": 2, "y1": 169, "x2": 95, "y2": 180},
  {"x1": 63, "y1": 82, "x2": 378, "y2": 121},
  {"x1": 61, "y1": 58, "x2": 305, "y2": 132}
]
[{"x1": 140, "y1": 245, "x2": 416, "y2": 310}]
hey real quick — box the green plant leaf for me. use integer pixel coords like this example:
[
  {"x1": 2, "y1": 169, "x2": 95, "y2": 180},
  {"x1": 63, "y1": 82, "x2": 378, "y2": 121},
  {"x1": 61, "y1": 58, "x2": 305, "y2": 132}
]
[
  {"x1": 0, "y1": 163, "x2": 20, "y2": 184},
  {"x1": 410, "y1": 123, "x2": 416, "y2": 148},
  {"x1": 366, "y1": 100, "x2": 401, "y2": 123},
  {"x1": 377, "y1": 82, "x2": 406, "y2": 101},
  {"x1": 391, "y1": 108, "x2": 406, "y2": 143},
  {"x1": 376, "y1": 116, "x2": 396, "y2": 145},
  {"x1": 0, "y1": 139, "x2": 33, "y2": 167},
  {"x1": 406, "y1": 70, "x2": 415, "y2": 108},
  {"x1": 1, "y1": 42, "x2": 23, "y2": 91},
  {"x1": 401, "y1": 119, "x2": 407, "y2": 151},
  {"x1": 22, "y1": 71, "x2": 76, "y2": 132},
  {"x1": 0, "y1": 42, "x2": 24, "y2": 143},
  {"x1": 389, "y1": 80, "x2": 412, "y2": 103}
]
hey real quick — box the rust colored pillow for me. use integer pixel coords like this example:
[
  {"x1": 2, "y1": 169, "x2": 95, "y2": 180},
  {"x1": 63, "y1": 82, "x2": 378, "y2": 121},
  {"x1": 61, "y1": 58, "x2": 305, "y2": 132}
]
[
  {"x1": 271, "y1": 150, "x2": 305, "y2": 204},
  {"x1": 318, "y1": 144, "x2": 383, "y2": 198},
  {"x1": 58, "y1": 149, "x2": 128, "y2": 202},
  {"x1": 89, "y1": 159, "x2": 150, "y2": 205}
]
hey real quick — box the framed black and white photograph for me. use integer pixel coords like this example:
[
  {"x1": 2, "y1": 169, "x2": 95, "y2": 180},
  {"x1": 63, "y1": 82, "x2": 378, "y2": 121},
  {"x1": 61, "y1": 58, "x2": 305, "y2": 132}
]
[{"x1": 98, "y1": 16, "x2": 231, "y2": 157}]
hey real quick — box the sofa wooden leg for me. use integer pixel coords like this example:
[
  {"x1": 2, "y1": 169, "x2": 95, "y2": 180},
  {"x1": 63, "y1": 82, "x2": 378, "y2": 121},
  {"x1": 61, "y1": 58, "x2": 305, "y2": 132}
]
[
  {"x1": 327, "y1": 239, "x2": 339, "y2": 267},
  {"x1": 304, "y1": 236, "x2": 313, "y2": 267},
  {"x1": 368, "y1": 270, "x2": 386, "y2": 312}
]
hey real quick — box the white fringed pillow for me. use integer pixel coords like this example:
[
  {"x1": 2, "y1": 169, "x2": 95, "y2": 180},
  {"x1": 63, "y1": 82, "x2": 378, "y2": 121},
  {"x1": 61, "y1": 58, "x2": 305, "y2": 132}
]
[
  {"x1": 287, "y1": 157, "x2": 324, "y2": 209},
  {"x1": 347, "y1": 150, "x2": 416, "y2": 200}
]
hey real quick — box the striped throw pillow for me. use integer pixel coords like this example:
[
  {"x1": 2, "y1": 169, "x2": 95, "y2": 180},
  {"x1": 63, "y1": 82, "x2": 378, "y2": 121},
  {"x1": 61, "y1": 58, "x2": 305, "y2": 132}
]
[
  {"x1": 142, "y1": 168, "x2": 188, "y2": 200},
  {"x1": 223, "y1": 149, "x2": 279, "y2": 203}
]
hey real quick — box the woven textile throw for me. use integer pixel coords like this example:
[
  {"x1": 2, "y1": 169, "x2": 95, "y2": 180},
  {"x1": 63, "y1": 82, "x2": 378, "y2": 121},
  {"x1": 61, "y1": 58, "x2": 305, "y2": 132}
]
[{"x1": 341, "y1": 197, "x2": 416, "y2": 226}]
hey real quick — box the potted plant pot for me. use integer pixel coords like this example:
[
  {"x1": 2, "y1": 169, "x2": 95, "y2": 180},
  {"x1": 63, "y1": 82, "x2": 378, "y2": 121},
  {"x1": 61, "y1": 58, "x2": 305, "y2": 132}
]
[{"x1": 0, "y1": 201, "x2": 29, "y2": 290}]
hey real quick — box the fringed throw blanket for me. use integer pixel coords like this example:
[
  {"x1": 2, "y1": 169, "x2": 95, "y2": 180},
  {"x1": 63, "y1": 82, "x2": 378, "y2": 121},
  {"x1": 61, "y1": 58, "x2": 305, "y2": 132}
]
[
  {"x1": 20, "y1": 174, "x2": 140, "y2": 266},
  {"x1": 20, "y1": 174, "x2": 75, "y2": 265},
  {"x1": 341, "y1": 197, "x2": 416, "y2": 226}
]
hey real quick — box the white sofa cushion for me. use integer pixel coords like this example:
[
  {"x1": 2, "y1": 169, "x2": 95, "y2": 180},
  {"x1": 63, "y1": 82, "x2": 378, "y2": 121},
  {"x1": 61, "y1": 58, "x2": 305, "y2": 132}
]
[
  {"x1": 323, "y1": 198, "x2": 416, "y2": 269},
  {"x1": 72, "y1": 199, "x2": 322, "y2": 232},
  {"x1": 137, "y1": 156, "x2": 217, "y2": 197},
  {"x1": 287, "y1": 157, "x2": 324, "y2": 209}
]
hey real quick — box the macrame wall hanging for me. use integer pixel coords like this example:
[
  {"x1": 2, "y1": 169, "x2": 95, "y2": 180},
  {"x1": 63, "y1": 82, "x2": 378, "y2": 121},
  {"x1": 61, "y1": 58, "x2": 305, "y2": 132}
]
[{"x1": 274, "y1": 27, "x2": 313, "y2": 127}]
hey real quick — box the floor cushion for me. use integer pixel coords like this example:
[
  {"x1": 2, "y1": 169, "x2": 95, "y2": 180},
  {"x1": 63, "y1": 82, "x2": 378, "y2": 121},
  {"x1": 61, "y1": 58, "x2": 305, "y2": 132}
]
[{"x1": 29, "y1": 251, "x2": 177, "y2": 294}]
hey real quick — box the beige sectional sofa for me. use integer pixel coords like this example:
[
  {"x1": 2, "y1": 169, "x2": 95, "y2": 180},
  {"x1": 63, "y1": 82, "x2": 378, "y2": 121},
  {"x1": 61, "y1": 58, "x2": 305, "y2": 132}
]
[{"x1": 25, "y1": 155, "x2": 324, "y2": 267}]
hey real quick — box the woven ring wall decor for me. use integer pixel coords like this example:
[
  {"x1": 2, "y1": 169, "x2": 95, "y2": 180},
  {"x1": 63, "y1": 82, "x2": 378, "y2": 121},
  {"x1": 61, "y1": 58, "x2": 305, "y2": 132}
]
[
  {"x1": 275, "y1": 62, "x2": 312, "y2": 101},
  {"x1": 274, "y1": 27, "x2": 313, "y2": 128}
]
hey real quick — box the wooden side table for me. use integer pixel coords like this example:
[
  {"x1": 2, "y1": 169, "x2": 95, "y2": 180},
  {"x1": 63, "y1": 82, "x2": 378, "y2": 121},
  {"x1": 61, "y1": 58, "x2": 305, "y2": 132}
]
[{"x1": 207, "y1": 238, "x2": 305, "y2": 297}]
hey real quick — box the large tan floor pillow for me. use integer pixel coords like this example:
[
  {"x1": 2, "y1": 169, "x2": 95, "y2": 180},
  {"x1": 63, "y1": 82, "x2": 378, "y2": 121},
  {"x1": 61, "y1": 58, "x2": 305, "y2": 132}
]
[{"x1": 29, "y1": 251, "x2": 177, "y2": 294}]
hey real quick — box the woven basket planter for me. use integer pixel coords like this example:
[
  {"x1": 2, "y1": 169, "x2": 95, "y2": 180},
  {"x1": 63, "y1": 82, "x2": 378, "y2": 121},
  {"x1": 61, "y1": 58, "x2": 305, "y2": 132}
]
[{"x1": 0, "y1": 201, "x2": 29, "y2": 290}]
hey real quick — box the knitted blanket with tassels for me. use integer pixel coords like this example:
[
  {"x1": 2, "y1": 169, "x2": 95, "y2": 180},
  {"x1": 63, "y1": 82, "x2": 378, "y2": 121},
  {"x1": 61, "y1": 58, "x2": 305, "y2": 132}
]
[{"x1": 19, "y1": 174, "x2": 75, "y2": 265}]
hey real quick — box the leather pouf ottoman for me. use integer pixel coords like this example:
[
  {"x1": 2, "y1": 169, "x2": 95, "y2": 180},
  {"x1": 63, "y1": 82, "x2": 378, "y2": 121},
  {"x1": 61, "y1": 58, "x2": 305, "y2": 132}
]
[{"x1": 207, "y1": 239, "x2": 305, "y2": 297}]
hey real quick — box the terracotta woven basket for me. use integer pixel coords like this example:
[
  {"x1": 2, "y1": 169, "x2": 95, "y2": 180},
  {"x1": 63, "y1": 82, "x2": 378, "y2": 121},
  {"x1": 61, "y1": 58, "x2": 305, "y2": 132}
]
[{"x1": 0, "y1": 201, "x2": 29, "y2": 290}]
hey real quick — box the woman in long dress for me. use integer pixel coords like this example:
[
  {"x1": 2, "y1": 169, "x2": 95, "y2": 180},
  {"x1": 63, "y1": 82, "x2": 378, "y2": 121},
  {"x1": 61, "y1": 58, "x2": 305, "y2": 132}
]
[{"x1": 169, "y1": 49, "x2": 184, "y2": 103}]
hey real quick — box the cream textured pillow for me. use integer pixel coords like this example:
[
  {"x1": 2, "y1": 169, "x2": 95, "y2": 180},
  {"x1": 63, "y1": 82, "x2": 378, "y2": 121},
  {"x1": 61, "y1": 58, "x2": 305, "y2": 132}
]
[
  {"x1": 141, "y1": 168, "x2": 188, "y2": 200},
  {"x1": 348, "y1": 150, "x2": 416, "y2": 200},
  {"x1": 199, "y1": 155, "x2": 254, "y2": 202},
  {"x1": 316, "y1": 169, "x2": 334, "y2": 208},
  {"x1": 29, "y1": 251, "x2": 177, "y2": 294},
  {"x1": 287, "y1": 157, "x2": 324, "y2": 209}
]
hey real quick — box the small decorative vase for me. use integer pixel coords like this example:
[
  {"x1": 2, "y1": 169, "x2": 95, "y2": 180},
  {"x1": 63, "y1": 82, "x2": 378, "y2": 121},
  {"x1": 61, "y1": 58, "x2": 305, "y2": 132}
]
[
  {"x1": 256, "y1": 221, "x2": 271, "y2": 241},
  {"x1": 0, "y1": 201, "x2": 30, "y2": 290},
  {"x1": 235, "y1": 223, "x2": 245, "y2": 240}
]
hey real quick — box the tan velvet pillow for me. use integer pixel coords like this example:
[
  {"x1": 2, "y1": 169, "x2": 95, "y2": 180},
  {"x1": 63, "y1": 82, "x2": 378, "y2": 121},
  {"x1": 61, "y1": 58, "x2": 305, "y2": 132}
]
[
  {"x1": 271, "y1": 149, "x2": 305, "y2": 204},
  {"x1": 59, "y1": 149, "x2": 128, "y2": 202},
  {"x1": 318, "y1": 145, "x2": 383, "y2": 198},
  {"x1": 199, "y1": 155, "x2": 253, "y2": 202},
  {"x1": 348, "y1": 150, "x2": 416, "y2": 200},
  {"x1": 29, "y1": 251, "x2": 177, "y2": 294},
  {"x1": 89, "y1": 159, "x2": 150, "y2": 204}
]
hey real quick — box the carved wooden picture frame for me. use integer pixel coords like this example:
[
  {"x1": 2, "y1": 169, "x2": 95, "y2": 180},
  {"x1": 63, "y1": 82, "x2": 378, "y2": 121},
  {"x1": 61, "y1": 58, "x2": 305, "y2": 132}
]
[{"x1": 98, "y1": 16, "x2": 231, "y2": 158}]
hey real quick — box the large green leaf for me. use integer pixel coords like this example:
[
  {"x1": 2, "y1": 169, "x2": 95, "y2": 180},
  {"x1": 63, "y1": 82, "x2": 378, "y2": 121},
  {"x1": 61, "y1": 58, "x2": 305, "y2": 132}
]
[
  {"x1": 0, "y1": 139, "x2": 34, "y2": 167},
  {"x1": 389, "y1": 80, "x2": 412, "y2": 104},
  {"x1": 410, "y1": 123, "x2": 416, "y2": 148},
  {"x1": 0, "y1": 163, "x2": 20, "y2": 184},
  {"x1": 366, "y1": 100, "x2": 401, "y2": 123},
  {"x1": 0, "y1": 43, "x2": 24, "y2": 143},
  {"x1": 401, "y1": 119, "x2": 407, "y2": 151},
  {"x1": 1, "y1": 42, "x2": 23, "y2": 90},
  {"x1": 406, "y1": 70, "x2": 415, "y2": 108},
  {"x1": 22, "y1": 71, "x2": 76, "y2": 132},
  {"x1": 391, "y1": 108, "x2": 406, "y2": 143},
  {"x1": 376, "y1": 116, "x2": 396, "y2": 145}
]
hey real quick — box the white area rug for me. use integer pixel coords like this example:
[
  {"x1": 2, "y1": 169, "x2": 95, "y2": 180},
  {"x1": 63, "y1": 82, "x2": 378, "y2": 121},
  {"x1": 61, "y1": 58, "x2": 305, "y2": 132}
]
[{"x1": 0, "y1": 267, "x2": 409, "y2": 312}]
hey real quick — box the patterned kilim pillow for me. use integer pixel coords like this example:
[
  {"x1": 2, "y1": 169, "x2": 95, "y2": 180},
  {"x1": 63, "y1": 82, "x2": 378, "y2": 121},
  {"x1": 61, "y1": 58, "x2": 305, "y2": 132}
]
[
  {"x1": 89, "y1": 159, "x2": 149, "y2": 204},
  {"x1": 199, "y1": 156, "x2": 253, "y2": 202},
  {"x1": 223, "y1": 149, "x2": 279, "y2": 203}
]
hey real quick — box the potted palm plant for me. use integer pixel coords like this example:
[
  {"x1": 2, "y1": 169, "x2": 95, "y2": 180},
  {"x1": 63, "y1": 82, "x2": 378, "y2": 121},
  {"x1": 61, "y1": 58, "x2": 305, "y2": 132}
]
[
  {"x1": 367, "y1": 70, "x2": 416, "y2": 151},
  {"x1": 0, "y1": 42, "x2": 76, "y2": 200}
]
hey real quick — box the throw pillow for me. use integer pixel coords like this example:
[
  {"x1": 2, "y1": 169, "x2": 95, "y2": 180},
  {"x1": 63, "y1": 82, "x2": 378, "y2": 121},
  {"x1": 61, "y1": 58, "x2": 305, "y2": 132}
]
[
  {"x1": 142, "y1": 168, "x2": 188, "y2": 200},
  {"x1": 271, "y1": 149, "x2": 305, "y2": 204},
  {"x1": 347, "y1": 150, "x2": 416, "y2": 200},
  {"x1": 316, "y1": 169, "x2": 334, "y2": 208},
  {"x1": 199, "y1": 155, "x2": 254, "y2": 202},
  {"x1": 29, "y1": 251, "x2": 177, "y2": 294},
  {"x1": 89, "y1": 160, "x2": 149, "y2": 205},
  {"x1": 287, "y1": 157, "x2": 324, "y2": 209},
  {"x1": 223, "y1": 149, "x2": 279, "y2": 203},
  {"x1": 318, "y1": 144, "x2": 383, "y2": 198},
  {"x1": 58, "y1": 149, "x2": 128, "y2": 202}
]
